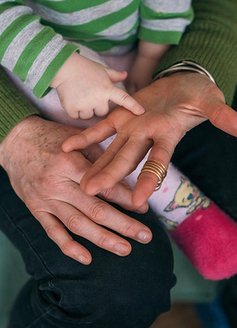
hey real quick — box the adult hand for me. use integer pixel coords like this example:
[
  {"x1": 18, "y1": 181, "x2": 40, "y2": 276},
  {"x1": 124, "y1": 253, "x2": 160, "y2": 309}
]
[
  {"x1": 63, "y1": 72, "x2": 237, "y2": 207},
  {"x1": 0, "y1": 116, "x2": 151, "y2": 265}
]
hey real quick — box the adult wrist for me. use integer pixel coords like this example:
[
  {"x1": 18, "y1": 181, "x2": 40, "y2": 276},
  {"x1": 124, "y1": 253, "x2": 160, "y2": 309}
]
[
  {"x1": 0, "y1": 115, "x2": 41, "y2": 168},
  {"x1": 153, "y1": 61, "x2": 216, "y2": 84}
]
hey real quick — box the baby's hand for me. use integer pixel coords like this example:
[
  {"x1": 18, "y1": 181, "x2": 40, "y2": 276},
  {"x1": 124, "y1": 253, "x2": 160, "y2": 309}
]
[{"x1": 50, "y1": 53, "x2": 145, "y2": 119}]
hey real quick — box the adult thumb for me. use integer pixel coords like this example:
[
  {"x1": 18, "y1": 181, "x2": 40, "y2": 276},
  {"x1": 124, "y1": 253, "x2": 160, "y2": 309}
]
[{"x1": 207, "y1": 100, "x2": 237, "y2": 137}]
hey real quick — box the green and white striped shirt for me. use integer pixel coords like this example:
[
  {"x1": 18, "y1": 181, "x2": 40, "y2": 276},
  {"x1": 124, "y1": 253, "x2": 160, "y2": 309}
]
[{"x1": 0, "y1": 0, "x2": 193, "y2": 98}]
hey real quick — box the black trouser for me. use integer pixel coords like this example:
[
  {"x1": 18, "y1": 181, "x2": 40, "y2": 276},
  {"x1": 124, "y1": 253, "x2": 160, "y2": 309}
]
[
  {"x1": 173, "y1": 92, "x2": 237, "y2": 328},
  {"x1": 0, "y1": 167, "x2": 175, "y2": 328},
  {"x1": 1, "y1": 93, "x2": 237, "y2": 328},
  {"x1": 172, "y1": 92, "x2": 237, "y2": 222}
]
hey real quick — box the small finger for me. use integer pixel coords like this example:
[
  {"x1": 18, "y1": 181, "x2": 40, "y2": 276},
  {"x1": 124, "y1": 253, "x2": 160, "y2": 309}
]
[
  {"x1": 110, "y1": 87, "x2": 145, "y2": 115},
  {"x1": 106, "y1": 68, "x2": 127, "y2": 83},
  {"x1": 94, "y1": 103, "x2": 109, "y2": 117},
  {"x1": 66, "y1": 109, "x2": 80, "y2": 119},
  {"x1": 35, "y1": 211, "x2": 92, "y2": 264},
  {"x1": 79, "y1": 108, "x2": 95, "y2": 120}
]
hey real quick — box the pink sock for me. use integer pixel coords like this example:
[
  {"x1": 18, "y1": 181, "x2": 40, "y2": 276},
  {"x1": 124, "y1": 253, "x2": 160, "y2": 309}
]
[
  {"x1": 125, "y1": 161, "x2": 237, "y2": 280},
  {"x1": 171, "y1": 203, "x2": 237, "y2": 280}
]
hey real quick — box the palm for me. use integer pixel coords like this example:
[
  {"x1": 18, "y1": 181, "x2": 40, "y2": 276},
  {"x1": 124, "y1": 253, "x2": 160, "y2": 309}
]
[{"x1": 63, "y1": 72, "x2": 237, "y2": 207}]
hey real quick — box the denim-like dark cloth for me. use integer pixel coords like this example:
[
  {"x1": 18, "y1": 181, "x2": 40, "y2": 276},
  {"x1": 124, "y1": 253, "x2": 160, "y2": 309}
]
[
  {"x1": 0, "y1": 167, "x2": 175, "y2": 328},
  {"x1": 2, "y1": 94, "x2": 237, "y2": 328},
  {"x1": 172, "y1": 92, "x2": 237, "y2": 222}
]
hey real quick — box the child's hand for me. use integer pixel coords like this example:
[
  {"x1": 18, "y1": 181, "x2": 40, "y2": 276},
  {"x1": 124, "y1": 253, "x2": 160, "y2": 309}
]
[
  {"x1": 50, "y1": 53, "x2": 145, "y2": 119},
  {"x1": 126, "y1": 41, "x2": 170, "y2": 94}
]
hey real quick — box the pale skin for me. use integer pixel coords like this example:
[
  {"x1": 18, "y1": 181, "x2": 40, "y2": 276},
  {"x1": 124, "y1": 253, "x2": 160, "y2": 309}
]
[
  {"x1": 50, "y1": 52, "x2": 145, "y2": 119},
  {"x1": 0, "y1": 116, "x2": 151, "y2": 265},
  {"x1": 62, "y1": 72, "x2": 237, "y2": 208}
]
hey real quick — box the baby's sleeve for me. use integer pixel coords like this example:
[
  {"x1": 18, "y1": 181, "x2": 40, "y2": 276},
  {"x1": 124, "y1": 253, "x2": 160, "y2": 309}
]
[
  {"x1": 138, "y1": 0, "x2": 193, "y2": 45},
  {"x1": 0, "y1": 0, "x2": 79, "y2": 98}
]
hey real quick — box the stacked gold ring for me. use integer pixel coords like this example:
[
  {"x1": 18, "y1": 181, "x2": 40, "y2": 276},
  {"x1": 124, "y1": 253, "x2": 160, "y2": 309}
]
[{"x1": 138, "y1": 159, "x2": 167, "y2": 191}]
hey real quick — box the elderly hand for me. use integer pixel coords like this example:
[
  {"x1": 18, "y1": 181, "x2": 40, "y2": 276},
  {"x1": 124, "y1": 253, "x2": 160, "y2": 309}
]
[
  {"x1": 0, "y1": 116, "x2": 151, "y2": 265},
  {"x1": 62, "y1": 72, "x2": 237, "y2": 207}
]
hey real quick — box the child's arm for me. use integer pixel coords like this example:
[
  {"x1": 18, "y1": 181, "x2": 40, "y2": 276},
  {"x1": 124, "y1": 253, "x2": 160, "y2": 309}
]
[
  {"x1": 125, "y1": 0, "x2": 194, "y2": 94},
  {"x1": 50, "y1": 52, "x2": 145, "y2": 119},
  {"x1": 126, "y1": 41, "x2": 170, "y2": 94},
  {"x1": 0, "y1": 1, "x2": 78, "y2": 98},
  {"x1": 0, "y1": 2, "x2": 144, "y2": 119}
]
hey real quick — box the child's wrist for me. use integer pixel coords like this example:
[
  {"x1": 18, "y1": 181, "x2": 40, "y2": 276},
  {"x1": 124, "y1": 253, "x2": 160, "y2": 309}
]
[
  {"x1": 50, "y1": 52, "x2": 80, "y2": 88},
  {"x1": 138, "y1": 41, "x2": 171, "y2": 61}
]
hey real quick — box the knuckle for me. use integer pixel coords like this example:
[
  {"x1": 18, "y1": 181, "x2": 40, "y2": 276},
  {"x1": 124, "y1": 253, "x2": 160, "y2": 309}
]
[
  {"x1": 156, "y1": 137, "x2": 175, "y2": 158},
  {"x1": 25, "y1": 199, "x2": 40, "y2": 213},
  {"x1": 67, "y1": 215, "x2": 84, "y2": 233},
  {"x1": 90, "y1": 124, "x2": 103, "y2": 135},
  {"x1": 211, "y1": 104, "x2": 226, "y2": 127},
  {"x1": 89, "y1": 203, "x2": 107, "y2": 224},
  {"x1": 115, "y1": 153, "x2": 133, "y2": 167},
  {"x1": 100, "y1": 187, "x2": 116, "y2": 201},
  {"x1": 96, "y1": 234, "x2": 109, "y2": 249},
  {"x1": 120, "y1": 92, "x2": 129, "y2": 102},
  {"x1": 41, "y1": 176, "x2": 65, "y2": 196},
  {"x1": 119, "y1": 222, "x2": 137, "y2": 237},
  {"x1": 41, "y1": 175, "x2": 56, "y2": 190},
  {"x1": 64, "y1": 103, "x2": 79, "y2": 119},
  {"x1": 45, "y1": 225, "x2": 59, "y2": 241},
  {"x1": 61, "y1": 242, "x2": 74, "y2": 257}
]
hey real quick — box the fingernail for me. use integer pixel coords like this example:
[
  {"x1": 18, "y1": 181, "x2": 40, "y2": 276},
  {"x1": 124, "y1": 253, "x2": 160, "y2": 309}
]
[
  {"x1": 115, "y1": 243, "x2": 129, "y2": 255},
  {"x1": 137, "y1": 106, "x2": 145, "y2": 114},
  {"x1": 137, "y1": 231, "x2": 152, "y2": 243},
  {"x1": 137, "y1": 204, "x2": 149, "y2": 213},
  {"x1": 78, "y1": 255, "x2": 88, "y2": 264}
]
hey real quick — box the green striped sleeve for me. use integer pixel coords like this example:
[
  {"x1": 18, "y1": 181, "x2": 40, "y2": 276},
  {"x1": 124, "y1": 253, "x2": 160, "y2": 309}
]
[
  {"x1": 138, "y1": 0, "x2": 193, "y2": 44},
  {"x1": 0, "y1": 67, "x2": 40, "y2": 143},
  {"x1": 0, "y1": 2, "x2": 79, "y2": 98},
  {"x1": 154, "y1": 0, "x2": 237, "y2": 106}
]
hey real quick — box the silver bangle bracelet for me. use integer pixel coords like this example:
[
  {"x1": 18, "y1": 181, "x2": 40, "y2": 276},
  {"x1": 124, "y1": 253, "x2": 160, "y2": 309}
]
[{"x1": 153, "y1": 60, "x2": 216, "y2": 85}]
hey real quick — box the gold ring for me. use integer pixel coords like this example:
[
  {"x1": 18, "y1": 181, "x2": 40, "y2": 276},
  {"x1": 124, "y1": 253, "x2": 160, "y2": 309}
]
[{"x1": 138, "y1": 159, "x2": 167, "y2": 191}]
